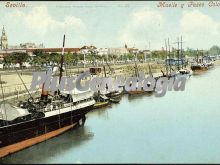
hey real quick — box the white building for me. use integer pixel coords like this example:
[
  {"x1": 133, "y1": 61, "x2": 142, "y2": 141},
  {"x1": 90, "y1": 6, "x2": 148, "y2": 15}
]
[
  {"x1": 108, "y1": 47, "x2": 129, "y2": 57},
  {"x1": 97, "y1": 48, "x2": 108, "y2": 56}
]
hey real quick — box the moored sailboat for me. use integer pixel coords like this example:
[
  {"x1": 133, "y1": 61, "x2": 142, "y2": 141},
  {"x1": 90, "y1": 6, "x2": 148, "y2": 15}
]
[
  {"x1": 127, "y1": 51, "x2": 146, "y2": 95},
  {"x1": 191, "y1": 50, "x2": 209, "y2": 74}
]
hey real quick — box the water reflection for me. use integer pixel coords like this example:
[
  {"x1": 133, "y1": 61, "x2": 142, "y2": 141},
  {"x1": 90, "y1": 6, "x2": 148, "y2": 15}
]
[
  {"x1": 127, "y1": 92, "x2": 154, "y2": 101},
  {"x1": 1, "y1": 125, "x2": 94, "y2": 164},
  {"x1": 89, "y1": 106, "x2": 110, "y2": 120}
]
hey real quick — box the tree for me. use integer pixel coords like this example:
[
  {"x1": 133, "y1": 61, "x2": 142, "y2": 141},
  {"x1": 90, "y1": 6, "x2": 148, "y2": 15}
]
[
  {"x1": 184, "y1": 48, "x2": 197, "y2": 57},
  {"x1": 33, "y1": 49, "x2": 44, "y2": 56},
  {"x1": 127, "y1": 53, "x2": 134, "y2": 60},
  {"x1": 11, "y1": 52, "x2": 29, "y2": 68},
  {"x1": 77, "y1": 54, "x2": 84, "y2": 61},
  {"x1": 32, "y1": 55, "x2": 46, "y2": 66},
  {"x1": 151, "y1": 51, "x2": 158, "y2": 59},
  {"x1": 109, "y1": 54, "x2": 117, "y2": 61},
  {"x1": 3, "y1": 54, "x2": 13, "y2": 65},
  {"x1": 72, "y1": 53, "x2": 80, "y2": 65},
  {"x1": 151, "y1": 51, "x2": 166, "y2": 59},
  {"x1": 64, "y1": 52, "x2": 74, "y2": 65},
  {"x1": 122, "y1": 54, "x2": 128, "y2": 61},
  {"x1": 209, "y1": 45, "x2": 220, "y2": 56},
  {"x1": 49, "y1": 53, "x2": 60, "y2": 64},
  {"x1": 137, "y1": 53, "x2": 144, "y2": 61}
]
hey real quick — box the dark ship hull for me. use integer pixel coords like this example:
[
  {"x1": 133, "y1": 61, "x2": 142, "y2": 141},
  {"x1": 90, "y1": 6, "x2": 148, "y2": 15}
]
[
  {"x1": 0, "y1": 105, "x2": 93, "y2": 158},
  {"x1": 191, "y1": 65, "x2": 208, "y2": 73}
]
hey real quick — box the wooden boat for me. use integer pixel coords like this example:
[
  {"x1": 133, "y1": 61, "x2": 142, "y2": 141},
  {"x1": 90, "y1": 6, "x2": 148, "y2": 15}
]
[
  {"x1": 191, "y1": 63, "x2": 208, "y2": 74},
  {"x1": 93, "y1": 94, "x2": 109, "y2": 109},
  {"x1": 105, "y1": 91, "x2": 122, "y2": 98},
  {"x1": 191, "y1": 49, "x2": 213, "y2": 74},
  {"x1": 109, "y1": 97, "x2": 121, "y2": 104},
  {"x1": 191, "y1": 64, "x2": 208, "y2": 71},
  {"x1": 179, "y1": 68, "x2": 191, "y2": 75},
  {"x1": 177, "y1": 68, "x2": 192, "y2": 79},
  {"x1": 127, "y1": 90, "x2": 145, "y2": 95},
  {"x1": 207, "y1": 62, "x2": 214, "y2": 68},
  {"x1": 101, "y1": 64, "x2": 123, "y2": 99},
  {"x1": 125, "y1": 51, "x2": 147, "y2": 96},
  {"x1": 93, "y1": 101, "x2": 109, "y2": 109}
]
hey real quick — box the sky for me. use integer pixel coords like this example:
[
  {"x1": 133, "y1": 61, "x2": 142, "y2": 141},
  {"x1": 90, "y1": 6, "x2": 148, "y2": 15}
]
[{"x1": 1, "y1": 1, "x2": 220, "y2": 50}]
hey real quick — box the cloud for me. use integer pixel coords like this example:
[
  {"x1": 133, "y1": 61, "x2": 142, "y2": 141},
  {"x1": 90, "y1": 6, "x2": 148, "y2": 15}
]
[
  {"x1": 8, "y1": 5, "x2": 86, "y2": 36},
  {"x1": 25, "y1": 6, "x2": 52, "y2": 31},
  {"x1": 120, "y1": 8, "x2": 220, "y2": 50},
  {"x1": 2, "y1": 4, "x2": 220, "y2": 49},
  {"x1": 63, "y1": 16, "x2": 85, "y2": 29},
  {"x1": 119, "y1": 8, "x2": 165, "y2": 49},
  {"x1": 3, "y1": 5, "x2": 87, "y2": 47},
  {"x1": 179, "y1": 10, "x2": 220, "y2": 49}
]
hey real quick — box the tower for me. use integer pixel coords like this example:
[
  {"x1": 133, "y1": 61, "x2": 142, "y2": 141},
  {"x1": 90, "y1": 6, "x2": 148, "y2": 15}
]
[{"x1": 1, "y1": 26, "x2": 8, "y2": 49}]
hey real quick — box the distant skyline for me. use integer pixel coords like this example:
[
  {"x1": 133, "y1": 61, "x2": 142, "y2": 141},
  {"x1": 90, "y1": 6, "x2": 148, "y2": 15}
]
[{"x1": 1, "y1": 1, "x2": 220, "y2": 50}]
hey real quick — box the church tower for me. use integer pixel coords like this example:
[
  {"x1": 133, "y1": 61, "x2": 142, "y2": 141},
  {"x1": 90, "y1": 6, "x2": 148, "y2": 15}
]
[
  {"x1": 0, "y1": 26, "x2": 8, "y2": 49},
  {"x1": 125, "y1": 43, "x2": 127, "y2": 49}
]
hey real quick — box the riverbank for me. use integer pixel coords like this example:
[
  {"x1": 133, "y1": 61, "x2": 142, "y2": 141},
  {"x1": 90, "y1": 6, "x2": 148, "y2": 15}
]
[
  {"x1": 0, "y1": 62, "x2": 166, "y2": 96},
  {"x1": 0, "y1": 59, "x2": 218, "y2": 101}
]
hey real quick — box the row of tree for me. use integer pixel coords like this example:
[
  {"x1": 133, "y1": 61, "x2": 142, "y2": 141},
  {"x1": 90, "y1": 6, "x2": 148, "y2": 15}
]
[
  {"x1": 3, "y1": 45, "x2": 220, "y2": 67},
  {"x1": 151, "y1": 45, "x2": 220, "y2": 59}
]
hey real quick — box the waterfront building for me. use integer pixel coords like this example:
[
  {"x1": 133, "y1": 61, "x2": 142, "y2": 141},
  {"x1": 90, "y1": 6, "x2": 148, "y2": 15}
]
[
  {"x1": 108, "y1": 47, "x2": 129, "y2": 57},
  {"x1": 127, "y1": 47, "x2": 139, "y2": 54},
  {"x1": 97, "y1": 48, "x2": 108, "y2": 56}
]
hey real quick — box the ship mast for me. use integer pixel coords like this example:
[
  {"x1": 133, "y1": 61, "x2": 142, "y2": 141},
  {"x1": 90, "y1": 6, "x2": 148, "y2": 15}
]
[
  {"x1": 59, "y1": 34, "x2": 65, "y2": 84},
  {"x1": 180, "y1": 36, "x2": 185, "y2": 69},
  {"x1": 174, "y1": 36, "x2": 185, "y2": 70},
  {"x1": 16, "y1": 69, "x2": 33, "y2": 101},
  {"x1": 134, "y1": 51, "x2": 139, "y2": 77},
  {"x1": 165, "y1": 39, "x2": 168, "y2": 77},
  {"x1": 174, "y1": 37, "x2": 180, "y2": 70},
  {"x1": 168, "y1": 38, "x2": 171, "y2": 75},
  {"x1": 196, "y1": 49, "x2": 199, "y2": 64}
]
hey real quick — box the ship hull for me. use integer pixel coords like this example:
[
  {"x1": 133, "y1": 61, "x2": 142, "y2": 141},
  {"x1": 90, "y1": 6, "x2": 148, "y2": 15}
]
[
  {"x1": 127, "y1": 90, "x2": 145, "y2": 95},
  {"x1": 105, "y1": 91, "x2": 122, "y2": 98},
  {"x1": 191, "y1": 65, "x2": 208, "y2": 73},
  {"x1": 93, "y1": 101, "x2": 109, "y2": 109},
  {"x1": 191, "y1": 65, "x2": 209, "y2": 75},
  {"x1": 0, "y1": 123, "x2": 76, "y2": 158},
  {"x1": 0, "y1": 105, "x2": 93, "y2": 158}
]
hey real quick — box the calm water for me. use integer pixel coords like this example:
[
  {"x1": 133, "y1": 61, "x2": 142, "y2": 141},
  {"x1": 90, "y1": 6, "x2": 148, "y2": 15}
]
[{"x1": 1, "y1": 66, "x2": 220, "y2": 163}]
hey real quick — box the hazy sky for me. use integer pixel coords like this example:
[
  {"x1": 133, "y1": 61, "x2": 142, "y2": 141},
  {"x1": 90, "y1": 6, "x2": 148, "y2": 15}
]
[{"x1": 1, "y1": 1, "x2": 220, "y2": 50}]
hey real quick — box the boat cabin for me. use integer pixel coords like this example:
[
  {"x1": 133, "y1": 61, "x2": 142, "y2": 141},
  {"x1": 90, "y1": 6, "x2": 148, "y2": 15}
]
[{"x1": 89, "y1": 67, "x2": 102, "y2": 75}]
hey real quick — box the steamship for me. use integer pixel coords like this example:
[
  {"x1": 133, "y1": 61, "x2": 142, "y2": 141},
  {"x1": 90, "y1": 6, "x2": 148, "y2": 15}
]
[
  {"x1": 0, "y1": 35, "x2": 95, "y2": 158},
  {"x1": 191, "y1": 51, "x2": 214, "y2": 74}
]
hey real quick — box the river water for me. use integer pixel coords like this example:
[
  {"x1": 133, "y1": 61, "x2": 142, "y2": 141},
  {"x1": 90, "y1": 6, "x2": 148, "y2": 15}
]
[{"x1": 1, "y1": 65, "x2": 220, "y2": 163}]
